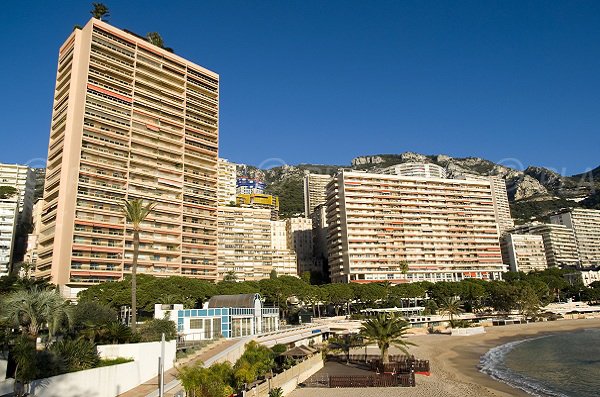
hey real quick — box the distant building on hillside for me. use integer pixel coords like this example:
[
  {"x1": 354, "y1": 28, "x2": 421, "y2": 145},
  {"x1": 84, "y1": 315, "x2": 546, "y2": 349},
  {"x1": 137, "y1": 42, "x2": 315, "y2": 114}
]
[
  {"x1": 236, "y1": 177, "x2": 266, "y2": 195},
  {"x1": 237, "y1": 193, "x2": 279, "y2": 220},
  {"x1": 379, "y1": 162, "x2": 447, "y2": 179}
]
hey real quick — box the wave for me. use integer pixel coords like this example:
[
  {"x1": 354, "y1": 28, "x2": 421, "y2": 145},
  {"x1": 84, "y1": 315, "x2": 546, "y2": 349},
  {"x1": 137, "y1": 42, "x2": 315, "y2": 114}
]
[{"x1": 478, "y1": 336, "x2": 569, "y2": 397}]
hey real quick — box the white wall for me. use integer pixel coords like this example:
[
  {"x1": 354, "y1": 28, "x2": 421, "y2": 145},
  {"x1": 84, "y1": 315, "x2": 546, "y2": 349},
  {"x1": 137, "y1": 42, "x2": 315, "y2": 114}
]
[{"x1": 29, "y1": 340, "x2": 176, "y2": 397}]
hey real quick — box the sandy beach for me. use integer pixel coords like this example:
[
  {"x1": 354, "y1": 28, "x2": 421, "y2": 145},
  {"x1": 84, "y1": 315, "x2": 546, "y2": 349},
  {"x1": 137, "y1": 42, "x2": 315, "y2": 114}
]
[{"x1": 289, "y1": 317, "x2": 600, "y2": 397}]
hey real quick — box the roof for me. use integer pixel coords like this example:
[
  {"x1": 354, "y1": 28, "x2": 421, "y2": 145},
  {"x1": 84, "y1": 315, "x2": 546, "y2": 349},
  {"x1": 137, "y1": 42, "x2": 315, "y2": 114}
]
[
  {"x1": 207, "y1": 293, "x2": 260, "y2": 308},
  {"x1": 282, "y1": 345, "x2": 316, "y2": 357}
]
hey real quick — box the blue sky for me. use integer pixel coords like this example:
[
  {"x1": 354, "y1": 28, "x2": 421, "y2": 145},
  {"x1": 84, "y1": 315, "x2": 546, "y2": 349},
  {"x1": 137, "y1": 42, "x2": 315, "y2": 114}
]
[{"x1": 1, "y1": 0, "x2": 599, "y2": 174}]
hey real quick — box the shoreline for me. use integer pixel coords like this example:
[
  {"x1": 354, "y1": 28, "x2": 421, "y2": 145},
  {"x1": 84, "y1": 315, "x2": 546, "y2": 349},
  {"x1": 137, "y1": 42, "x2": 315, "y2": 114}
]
[
  {"x1": 289, "y1": 317, "x2": 600, "y2": 397},
  {"x1": 408, "y1": 317, "x2": 600, "y2": 397}
]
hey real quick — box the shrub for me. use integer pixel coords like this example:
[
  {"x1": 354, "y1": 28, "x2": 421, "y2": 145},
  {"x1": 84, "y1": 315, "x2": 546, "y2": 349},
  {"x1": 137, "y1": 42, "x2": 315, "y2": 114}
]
[
  {"x1": 73, "y1": 301, "x2": 117, "y2": 328},
  {"x1": 50, "y1": 338, "x2": 100, "y2": 371},
  {"x1": 138, "y1": 318, "x2": 177, "y2": 342},
  {"x1": 97, "y1": 357, "x2": 134, "y2": 367}
]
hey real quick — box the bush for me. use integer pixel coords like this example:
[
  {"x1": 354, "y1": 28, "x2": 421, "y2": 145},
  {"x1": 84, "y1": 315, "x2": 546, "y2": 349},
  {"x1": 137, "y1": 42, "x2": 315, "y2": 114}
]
[
  {"x1": 50, "y1": 339, "x2": 100, "y2": 371},
  {"x1": 138, "y1": 318, "x2": 177, "y2": 342},
  {"x1": 97, "y1": 357, "x2": 134, "y2": 367},
  {"x1": 73, "y1": 301, "x2": 117, "y2": 328}
]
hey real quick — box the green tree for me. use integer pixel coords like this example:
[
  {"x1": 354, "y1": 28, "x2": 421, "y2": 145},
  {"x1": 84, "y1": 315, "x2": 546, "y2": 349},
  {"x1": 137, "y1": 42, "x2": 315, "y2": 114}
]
[
  {"x1": 121, "y1": 199, "x2": 155, "y2": 332},
  {"x1": 90, "y1": 2, "x2": 110, "y2": 21},
  {"x1": 223, "y1": 270, "x2": 238, "y2": 282},
  {"x1": 439, "y1": 297, "x2": 464, "y2": 327},
  {"x1": 233, "y1": 341, "x2": 275, "y2": 387},
  {"x1": 515, "y1": 286, "x2": 541, "y2": 320},
  {"x1": 328, "y1": 333, "x2": 363, "y2": 363},
  {"x1": 0, "y1": 186, "x2": 17, "y2": 199},
  {"x1": 360, "y1": 313, "x2": 414, "y2": 364},
  {"x1": 321, "y1": 283, "x2": 352, "y2": 315},
  {"x1": 72, "y1": 301, "x2": 117, "y2": 329},
  {"x1": 138, "y1": 318, "x2": 177, "y2": 342},
  {"x1": 269, "y1": 387, "x2": 284, "y2": 397},
  {"x1": 146, "y1": 32, "x2": 174, "y2": 52},
  {"x1": 2, "y1": 287, "x2": 73, "y2": 339},
  {"x1": 177, "y1": 361, "x2": 234, "y2": 397},
  {"x1": 12, "y1": 335, "x2": 36, "y2": 394},
  {"x1": 50, "y1": 338, "x2": 100, "y2": 371}
]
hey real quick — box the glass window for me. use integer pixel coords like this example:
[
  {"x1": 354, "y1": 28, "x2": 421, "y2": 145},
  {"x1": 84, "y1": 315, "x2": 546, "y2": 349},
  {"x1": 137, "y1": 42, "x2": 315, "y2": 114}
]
[{"x1": 190, "y1": 319, "x2": 202, "y2": 329}]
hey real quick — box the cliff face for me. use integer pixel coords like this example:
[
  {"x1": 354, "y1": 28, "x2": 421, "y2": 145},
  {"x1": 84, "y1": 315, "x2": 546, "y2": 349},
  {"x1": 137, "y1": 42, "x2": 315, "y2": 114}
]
[{"x1": 235, "y1": 152, "x2": 599, "y2": 221}]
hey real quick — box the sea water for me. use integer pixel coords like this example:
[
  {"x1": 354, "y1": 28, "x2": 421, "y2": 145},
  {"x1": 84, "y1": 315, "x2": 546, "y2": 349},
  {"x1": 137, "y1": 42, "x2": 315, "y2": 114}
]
[{"x1": 479, "y1": 328, "x2": 600, "y2": 397}]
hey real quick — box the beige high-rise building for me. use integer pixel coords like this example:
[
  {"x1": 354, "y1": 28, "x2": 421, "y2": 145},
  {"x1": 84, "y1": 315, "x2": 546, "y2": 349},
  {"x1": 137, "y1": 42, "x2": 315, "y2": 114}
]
[
  {"x1": 24, "y1": 199, "x2": 44, "y2": 268},
  {"x1": 0, "y1": 163, "x2": 36, "y2": 274},
  {"x1": 325, "y1": 171, "x2": 506, "y2": 283},
  {"x1": 303, "y1": 172, "x2": 332, "y2": 217},
  {"x1": 217, "y1": 206, "x2": 296, "y2": 281},
  {"x1": 380, "y1": 162, "x2": 447, "y2": 179},
  {"x1": 489, "y1": 176, "x2": 514, "y2": 233},
  {"x1": 501, "y1": 233, "x2": 547, "y2": 273},
  {"x1": 36, "y1": 19, "x2": 219, "y2": 298},
  {"x1": 550, "y1": 208, "x2": 600, "y2": 268},
  {"x1": 0, "y1": 203, "x2": 18, "y2": 275},
  {"x1": 217, "y1": 158, "x2": 237, "y2": 206},
  {"x1": 458, "y1": 174, "x2": 513, "y2": 234},
  {"x1": 509, "y1": 223, "x2": 580, "y2": 268},
  {"x1": 286, "y1": 217, "x2": 314, "y2": 274}
]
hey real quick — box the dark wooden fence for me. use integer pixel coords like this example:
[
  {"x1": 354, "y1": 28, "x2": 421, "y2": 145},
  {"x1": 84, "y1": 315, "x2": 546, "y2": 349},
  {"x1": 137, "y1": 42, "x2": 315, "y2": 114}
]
[
  {"x1": 370, "y1": 359, "x2": 430, "y2": 373},
  {"x1": 329, "y1": 373, "x2": 416, "y2": 388}
]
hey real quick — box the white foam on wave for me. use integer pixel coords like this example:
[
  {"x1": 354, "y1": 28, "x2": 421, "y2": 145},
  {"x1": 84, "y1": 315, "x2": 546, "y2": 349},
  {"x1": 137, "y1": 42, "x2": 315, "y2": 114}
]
[{"x1": 478, "y1": 336, "x2": 569, "y2": 397}]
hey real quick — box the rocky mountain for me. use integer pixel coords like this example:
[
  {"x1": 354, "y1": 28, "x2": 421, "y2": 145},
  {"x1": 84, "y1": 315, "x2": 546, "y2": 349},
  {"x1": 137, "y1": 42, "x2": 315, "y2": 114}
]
[{"x1": 236, "y1": 152, "x2": 599, "y2": 223}]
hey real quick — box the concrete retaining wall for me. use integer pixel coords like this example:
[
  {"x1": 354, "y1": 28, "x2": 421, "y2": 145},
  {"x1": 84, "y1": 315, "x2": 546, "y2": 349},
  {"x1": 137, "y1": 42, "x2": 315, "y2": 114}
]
[
  {"x1": 451, "y1": 326, "x2": 486, "y2": 336},
  {"x1": 29, "y1": 340, "x2": 176, "y2": 397}
]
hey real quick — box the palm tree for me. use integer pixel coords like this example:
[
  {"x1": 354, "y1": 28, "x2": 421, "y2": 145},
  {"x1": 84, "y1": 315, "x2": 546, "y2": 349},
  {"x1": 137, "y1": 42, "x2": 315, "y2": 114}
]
[
  {"x1": 328, "y1": 333, "x2": 363, "y2": 364},
  {"x1": 146, "y1": 32, "x2": 174, "y2": 52},
  {"x1": 121, "y1": 198, "x2": 155, "y2": 332},
  {"x1": 223, "y1": 270, "x2": 238, "y2": 282},
  {"x1": 2, "y1": 287, "x2": 73, "y2": 339},
  {"x1": 439, "y1": 297, "x2": 464, "y2": 327},
  {"x1": 90, "y1": 2, "x2": 110, "y2": 21},
  {"x1": 360, "y1": 313, "x2": 414, "y2": 364}
]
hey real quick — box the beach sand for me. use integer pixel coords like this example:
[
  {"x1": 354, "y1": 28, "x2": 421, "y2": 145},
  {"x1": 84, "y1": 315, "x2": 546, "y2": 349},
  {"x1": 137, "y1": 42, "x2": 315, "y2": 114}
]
[{"x1": 289, "y1": 317, "x2": 600, "y2": 397}]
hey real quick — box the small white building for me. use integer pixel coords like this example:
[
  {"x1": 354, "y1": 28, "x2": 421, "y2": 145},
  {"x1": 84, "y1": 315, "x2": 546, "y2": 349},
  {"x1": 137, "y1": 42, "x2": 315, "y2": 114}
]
[{"x1": 155, "y1": 293, "x2": 279, "y2": 341}]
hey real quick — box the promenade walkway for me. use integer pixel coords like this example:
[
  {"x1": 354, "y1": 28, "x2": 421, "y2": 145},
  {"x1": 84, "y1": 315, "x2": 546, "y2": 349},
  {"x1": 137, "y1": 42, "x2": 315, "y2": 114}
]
[{"x1": 117, "y1": 339, "x2": 239, "y2": 397}]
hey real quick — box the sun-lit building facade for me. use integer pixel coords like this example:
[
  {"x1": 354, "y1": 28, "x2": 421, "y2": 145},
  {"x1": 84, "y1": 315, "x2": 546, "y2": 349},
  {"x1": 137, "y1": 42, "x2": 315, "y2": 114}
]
[
  {"x1": 326, "y1": 171, "x2": 506, "y2": 283},
  {"x1": 36, "y1": 18, "x2": 219, "y2": 298}
]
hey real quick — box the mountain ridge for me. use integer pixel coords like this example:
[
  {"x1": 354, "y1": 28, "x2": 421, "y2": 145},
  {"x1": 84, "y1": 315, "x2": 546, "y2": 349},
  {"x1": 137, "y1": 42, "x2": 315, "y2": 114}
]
[{"x1": 235, "y1": 152, "x2": 599, "y2": 222}]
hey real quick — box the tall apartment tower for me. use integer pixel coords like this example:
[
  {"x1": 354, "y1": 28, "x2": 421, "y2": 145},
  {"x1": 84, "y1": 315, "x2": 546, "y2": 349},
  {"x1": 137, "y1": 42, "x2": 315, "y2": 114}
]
[
  {"x1": 509, "y1": 223, "x2": 580, "y2": 268},
  {"x1": 303, "y1": 172, "x2": 332, "y2": 217},
  {"x1": 500, "y1": 234, "x2": 548, "y2": 273},
  {"x1": 37, "y1": 19, "x2": 219, "y2": 298},
  {"x1": 325, "y1": 171, "x2": 506, "y2": 283},
  {"x1": 217, "y1": 158, "x2": 237, "y2": 206},
  {"x1": 0, "y1": 163, "x2": 35, "y2": 274},
  {"x1": 550, "y1": 208, "x2": 600, "y2": 268},
  {"x1": 489, "y1": 176, "x2": 514, "y2": 234}
]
